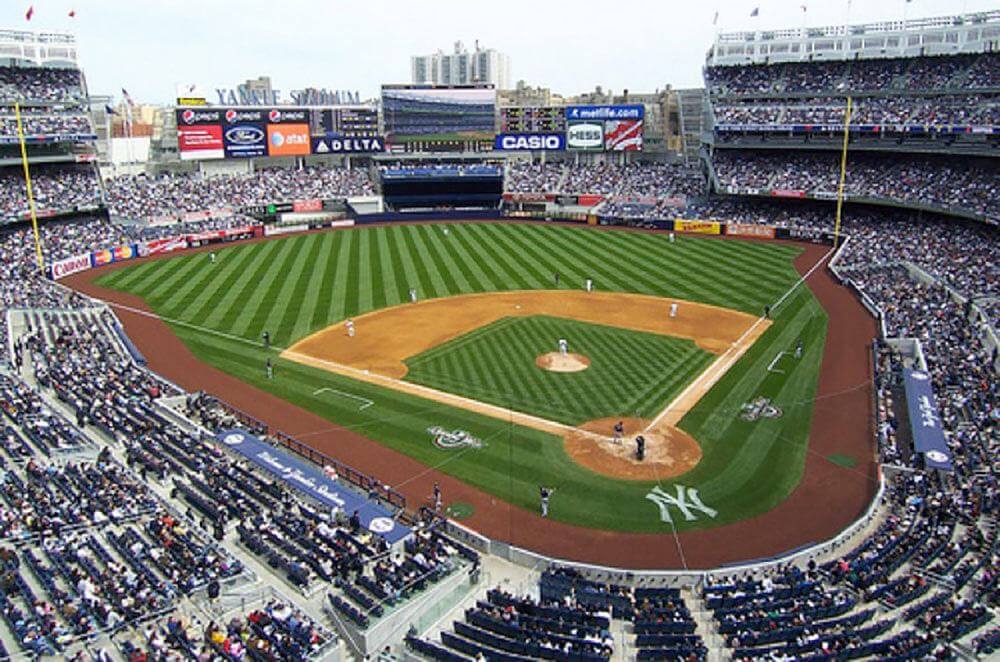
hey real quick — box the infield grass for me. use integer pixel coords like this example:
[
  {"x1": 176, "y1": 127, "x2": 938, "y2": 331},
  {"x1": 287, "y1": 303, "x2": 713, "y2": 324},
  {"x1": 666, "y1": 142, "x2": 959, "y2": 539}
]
[
  {"x1": 95, "y1": 223, "x2": 830, "y2": 533},
  {"x1": 404, "y1": 315, "x2": 715, "y2": 425}
]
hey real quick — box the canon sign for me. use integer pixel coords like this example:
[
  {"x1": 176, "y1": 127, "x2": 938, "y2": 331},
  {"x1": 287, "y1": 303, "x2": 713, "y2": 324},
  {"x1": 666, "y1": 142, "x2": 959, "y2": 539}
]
[
  {"x1": 49, "y1": 253, "x2": 92, "y2": 280},
  {"x1": 494, "y1": 133, "x2": 566, "y2": 151}
]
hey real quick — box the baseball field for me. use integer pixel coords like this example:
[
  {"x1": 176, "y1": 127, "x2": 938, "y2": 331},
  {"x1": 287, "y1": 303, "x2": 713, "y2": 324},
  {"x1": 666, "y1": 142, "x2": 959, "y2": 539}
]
[{"x1": 88, "y1": 222, "x2": 841, "y2": 538}]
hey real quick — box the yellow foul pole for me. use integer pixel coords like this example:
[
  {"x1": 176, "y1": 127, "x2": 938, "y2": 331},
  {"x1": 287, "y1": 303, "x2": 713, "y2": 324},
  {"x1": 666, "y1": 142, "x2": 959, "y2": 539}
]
[
  {"x1": 15, "y1": 102, "x2": 46, "y2": 273},
  {"x1": 833, "y1": 95, "x2": 853, "y2": 248}
]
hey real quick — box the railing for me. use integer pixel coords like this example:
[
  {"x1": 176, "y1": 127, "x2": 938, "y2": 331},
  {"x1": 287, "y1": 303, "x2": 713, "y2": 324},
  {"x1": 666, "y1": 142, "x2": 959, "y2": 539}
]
[{"x1": 206, "y1": 397, "x2": 407, "y2": 510}]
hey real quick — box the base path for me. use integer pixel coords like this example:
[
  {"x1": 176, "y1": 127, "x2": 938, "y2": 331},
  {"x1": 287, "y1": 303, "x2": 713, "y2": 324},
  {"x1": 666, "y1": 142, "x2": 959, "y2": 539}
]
[{"x1": 64, "y1": 226, "x2": 877, "y2": 570}]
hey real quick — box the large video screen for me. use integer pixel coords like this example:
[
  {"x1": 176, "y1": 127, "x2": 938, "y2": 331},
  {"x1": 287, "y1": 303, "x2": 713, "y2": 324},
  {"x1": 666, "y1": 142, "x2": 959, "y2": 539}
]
[{"x1": 381, "y1": 85, "x2": 496, "y2": 144}]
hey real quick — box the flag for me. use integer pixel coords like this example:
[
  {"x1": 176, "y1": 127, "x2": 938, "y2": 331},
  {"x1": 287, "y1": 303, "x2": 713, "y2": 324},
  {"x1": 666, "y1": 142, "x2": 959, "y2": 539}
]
[
  {"x1": 121, "y1": 88, "x2": 134, "y2": 106},
  {"x1": 25, "y1": 5, "x2": 34, "y2": 21},
  {"x1": 713, "y1": 10, "x2": 719, "y2": 25},
  {"x1": 801, "y1": 4, "x2": 808, "y2": 11},
  {"x1": 104, "y1": 105, "x2": 118, "y2": 115},
  {"x1": 750, "y1": 7, "x2": 759, "y2": 17},
  {"x1": 68, "y1": 9, "x2": 76, "y2": 18}
]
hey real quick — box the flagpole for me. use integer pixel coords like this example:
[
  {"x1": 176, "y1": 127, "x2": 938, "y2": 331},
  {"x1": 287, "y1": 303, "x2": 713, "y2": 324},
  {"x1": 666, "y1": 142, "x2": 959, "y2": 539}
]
[
  {"x1": 15, "y1": 102, "x2": 45, "y2": 273},
  {"x1": 833, "y1": 95, "x2": 853, "y2": 248}
]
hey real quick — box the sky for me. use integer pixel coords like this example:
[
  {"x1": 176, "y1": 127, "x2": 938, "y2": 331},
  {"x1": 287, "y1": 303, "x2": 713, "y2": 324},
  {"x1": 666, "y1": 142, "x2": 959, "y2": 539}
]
[{"x1": 3, "y1": 0, "x2": 996, "y2": 105}]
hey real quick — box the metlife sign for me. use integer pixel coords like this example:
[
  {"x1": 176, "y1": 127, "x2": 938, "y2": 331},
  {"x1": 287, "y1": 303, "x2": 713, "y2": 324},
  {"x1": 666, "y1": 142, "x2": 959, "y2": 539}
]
[
  {"x1": 565, "y1": 105, "x2": 645, "y2": 121},
  {"x1": 494, "y1": 133, "x2": 566, "y2": 151}
]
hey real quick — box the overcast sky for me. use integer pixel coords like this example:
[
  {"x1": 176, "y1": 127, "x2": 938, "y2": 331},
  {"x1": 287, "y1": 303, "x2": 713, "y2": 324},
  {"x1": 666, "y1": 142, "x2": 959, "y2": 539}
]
[{"x1": 3, "y1": 0, "x2": 996, "y2": 104}]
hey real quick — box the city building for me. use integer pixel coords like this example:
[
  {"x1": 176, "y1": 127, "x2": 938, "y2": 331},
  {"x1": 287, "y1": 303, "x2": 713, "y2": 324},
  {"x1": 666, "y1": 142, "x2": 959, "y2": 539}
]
[{"x1": 411, "y1": 41, "x2": 510, "y2": 88}]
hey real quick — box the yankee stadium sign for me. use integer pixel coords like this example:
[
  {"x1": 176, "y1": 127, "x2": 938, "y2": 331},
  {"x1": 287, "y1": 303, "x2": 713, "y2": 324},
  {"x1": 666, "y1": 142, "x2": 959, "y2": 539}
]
[{"x1": 215, "y1": 87, "x2": 361, "y2": 106}]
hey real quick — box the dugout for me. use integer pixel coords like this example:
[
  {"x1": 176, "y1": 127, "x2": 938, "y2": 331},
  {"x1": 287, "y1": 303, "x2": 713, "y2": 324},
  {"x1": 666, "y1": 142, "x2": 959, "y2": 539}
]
[{"x1": 380, "y1": 166, "x2": 502, "y2": 211}]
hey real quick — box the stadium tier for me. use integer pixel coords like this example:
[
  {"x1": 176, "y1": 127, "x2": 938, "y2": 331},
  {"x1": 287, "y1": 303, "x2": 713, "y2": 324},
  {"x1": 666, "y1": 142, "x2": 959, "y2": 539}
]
[{"x1": 0, "y1": 9, "x2": 994, "y2": 662}]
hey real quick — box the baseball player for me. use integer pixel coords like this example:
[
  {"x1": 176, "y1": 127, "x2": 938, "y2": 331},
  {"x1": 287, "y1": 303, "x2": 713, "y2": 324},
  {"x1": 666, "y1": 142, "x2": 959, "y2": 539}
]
[
  {"x1": 209, "y1": 252, "x2": 217, "y2": 264},
  {"x1": 669, "y1": 302, "x2": 678, "y2": 318},
  {"x1": 540, "y1": 486, "x2": 553, "y2": 517},
  {"x1": 613, "y1": 420, "x2": 624, "y2": 445},
  {"x1": 795, "y1": 338, "x2": 803, "y2": 359},
  {"x1": 585, "y1": 278, "x2": 593, "y2": 292},
  {"x1": 668, "y1": 232, "x2": 675, "y2": 243},
  {"x1": 554, "y1": 272, "x2": 560, "y2": 286},
  {"x1": 346, "y1": 319, "x2": 355, "y2": 337},
  {"x1": 433, "y1": 482, "x2": 442, "y2": 511},
  {"x1": 262, "y1": 331, "x2": 270, "y2": 350},
  {"x1": 636, "y1": 435, "x2": 646, "y2": 461},
  {"x1": 409, "y1": 288, "x2": 417, "y2": 304},
  {"x1": 558, "y1": 338, "x2": 568, "y2": 356},
  {"x1": 265, "y1": 358, "x2": 273, "y2": 380}
]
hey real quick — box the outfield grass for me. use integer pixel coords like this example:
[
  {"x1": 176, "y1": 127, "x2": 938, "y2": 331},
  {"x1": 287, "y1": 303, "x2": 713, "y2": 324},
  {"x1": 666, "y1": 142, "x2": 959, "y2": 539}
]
[
  {"x1": 95, "y1": 223, "x2": 827, "y2": 533},
  {"x1": 404, "y1": 315, "x2": 715, "y2": 425}
]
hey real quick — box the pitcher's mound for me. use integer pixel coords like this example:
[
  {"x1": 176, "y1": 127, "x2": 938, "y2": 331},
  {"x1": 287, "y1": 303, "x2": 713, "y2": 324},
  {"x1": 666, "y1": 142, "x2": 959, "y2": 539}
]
[
  {"x1": 536, "y1": 352, "x2": 590, "y2": 373},
  {"x1": 564, "y1": 417, "x2": 702, "y2": 480}
]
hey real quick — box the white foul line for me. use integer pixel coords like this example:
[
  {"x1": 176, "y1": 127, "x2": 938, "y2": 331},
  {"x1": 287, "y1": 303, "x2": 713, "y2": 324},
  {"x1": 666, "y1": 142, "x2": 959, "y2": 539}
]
[
  {"x1": 767, "y1": 351, "x2": 789, "y2": 374},
  {"x1": 312, "y1": 387, "x2": 374, "y2": 410}
]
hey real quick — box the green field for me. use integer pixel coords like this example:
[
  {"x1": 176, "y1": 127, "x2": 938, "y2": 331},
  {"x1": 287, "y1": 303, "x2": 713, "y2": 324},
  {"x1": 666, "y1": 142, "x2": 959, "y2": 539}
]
[
  {"x1": 95, "y1": 222, "x2": 828, "y2": 533},
  {"x1": 404, "y1": 315, "x2": 715, "y2": 425}
]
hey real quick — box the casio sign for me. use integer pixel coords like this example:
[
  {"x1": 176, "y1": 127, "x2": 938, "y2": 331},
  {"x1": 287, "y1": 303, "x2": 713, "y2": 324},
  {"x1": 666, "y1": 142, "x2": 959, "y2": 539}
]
[
  {"x1": 496, "y1": 133, "x2": 564, "y2": 150},
  {"x1": 225, "y1": 125, "x2": 264, "y2": 145},
  {"x1": 567, "y1": 123, "x2": 603, "y2": 148}
]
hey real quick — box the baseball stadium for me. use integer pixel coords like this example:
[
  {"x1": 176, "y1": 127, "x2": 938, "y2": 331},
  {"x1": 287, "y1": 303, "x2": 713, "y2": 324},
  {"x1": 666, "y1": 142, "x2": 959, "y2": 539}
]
[{"x1": 0, "y1": 3, "x2": 996, "y2": 661}]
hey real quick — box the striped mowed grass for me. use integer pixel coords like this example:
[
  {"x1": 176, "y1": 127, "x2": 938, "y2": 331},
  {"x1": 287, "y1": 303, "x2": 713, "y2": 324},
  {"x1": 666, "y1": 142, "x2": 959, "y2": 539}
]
[
  {"x1": 95, "y1": 223, "x2": 830, "y2": 533},
  {"x1": 404, "y1": 315, "x2": 715, "y2": 426}
]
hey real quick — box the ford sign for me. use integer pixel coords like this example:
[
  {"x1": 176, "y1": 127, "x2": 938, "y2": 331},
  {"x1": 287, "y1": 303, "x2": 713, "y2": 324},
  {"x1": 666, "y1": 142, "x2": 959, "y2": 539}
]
[
  {"x1": 223, "y1": 123, "x2": 266, "y2": 158},
  {"x1": 226, "y1": 125, "x2": 264, "y2": 145},
  {"x1": 567, "y1": 122, "x2": 604, "y2": 150},
  {"x1": 494, "y1": 133, "x2": 566, "y2": 151}
]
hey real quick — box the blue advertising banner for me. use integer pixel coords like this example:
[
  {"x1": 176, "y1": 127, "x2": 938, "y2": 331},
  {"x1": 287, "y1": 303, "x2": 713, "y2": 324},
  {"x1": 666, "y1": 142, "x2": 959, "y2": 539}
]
[
  {"x1": 311, "y1": 134, "x2": 385, "y2": 154},
  {"x1": 494, "y1": 133, "x2": 566, "y2": 151},
  {"x1": 215, "y1": 429, "x2": 411, "y2": 543},
  {"x1": 565, "y1": 105, "x2": 644, "y2": 121},
  {"x1": 222, "y1": 123, "x2": 267, "y2": 158},
  {"x1": 902, "y1": 369, "x2": 953, "y2": 472}
]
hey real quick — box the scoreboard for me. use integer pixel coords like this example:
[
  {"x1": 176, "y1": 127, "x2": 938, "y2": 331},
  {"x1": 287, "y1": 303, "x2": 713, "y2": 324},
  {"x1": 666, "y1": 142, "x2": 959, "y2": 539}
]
[
  {"x1": 500, "y1": 107, "x2": 566, "y2": 134},
  {"x1": 310, "y1": 107, "x2": 379, "y2": 138}
]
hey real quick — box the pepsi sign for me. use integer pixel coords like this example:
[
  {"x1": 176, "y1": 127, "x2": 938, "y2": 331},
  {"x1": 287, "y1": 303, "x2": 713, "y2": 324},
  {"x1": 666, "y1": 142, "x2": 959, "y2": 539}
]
[
  {"x1": 494, "y1": 133, "x2": 566, "y2": 151},
  {"x1": 223, "y1": 123, "x2": 266, "y2": 158},
  {"x1": 267, "y1": 109, "x2": 309, "y2": 124},
  {"x1": 223, "y1": 109, "x2": 266, "y2": 125},
  {"x1": 176, "y1": 109, "x2": 222, "y2": 125}
]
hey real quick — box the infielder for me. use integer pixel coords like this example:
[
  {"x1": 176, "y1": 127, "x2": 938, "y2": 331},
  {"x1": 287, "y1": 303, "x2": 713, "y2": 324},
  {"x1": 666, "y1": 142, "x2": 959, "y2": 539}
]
[
  {"x1": 346, "y1": 319, "x2": 355, "y2": 337},
  {"x1": 265, "y1": 358, "x2": 273, "y2": 380},
  {"x1": 558, "y1": 338, "x2": 568, "y2": 356},
  {"x1": 669, "y1": 302, "x2": 678, "y2": 318},
  {"x1": 409, "y1": 288, "x2": 417, "y2": 304},
  {"x1": 585, "y1": 278, "x2": 593, "y2": 292}
]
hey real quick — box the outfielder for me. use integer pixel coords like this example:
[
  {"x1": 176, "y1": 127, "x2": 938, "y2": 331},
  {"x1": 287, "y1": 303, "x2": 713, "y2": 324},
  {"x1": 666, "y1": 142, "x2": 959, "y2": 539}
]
[
  {"x1": 540, "y1": 486, "x2": 553, "y2": 517},
  {"x1": 346, "y1": 319, "x2": 355, "y2": 337},
  {"x1": 669, "y1": 302, "x2": 678, "y2": 318},
  {"x1": 558, "y1": 338, "x2": 568, "y2": 356},
  {"x1": 210, "y1": 252, "x2": 217, "y2": 264}
]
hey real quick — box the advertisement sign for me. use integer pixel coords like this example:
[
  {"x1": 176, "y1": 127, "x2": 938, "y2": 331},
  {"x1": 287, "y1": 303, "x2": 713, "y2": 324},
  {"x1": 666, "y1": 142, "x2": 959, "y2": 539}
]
[
  {"x1": 176, "y1": 109, "x2": 223, "y2": 125},
  {"x1": 494, "y1": 133, "x2": 566, "y2": 151},
  {"x1": 771, "y1": 189, "x2": 807, "y2": 199},
  {"x1": 311, "y1": 135, "x2": 384, "y2": 154},
  {"x1": 265, "y1": 108, "x2": 310, "y2": 124},
  {"x1": 144, "y1": 236, "x2": 188, "y2": 256},
  {"x1": 727, "y1": 223, "x2": 776, "y2": 239},
  {"x1": 902, "y1": 369, "x2": 953, "y2": 472},
  {"x1": 178, "y1": 125, "x2": 224, "y2": 160},
  {"x1": 49, "y1": 253, "x2": 92, "y2": 280},
  {"x1": 604, "y1": 120, "x2": 643, "y2": 151},
  {"x1": 215, "y1": 429, "x2": 410, "y2": 544},
  {"x1": 566, "y1": 105, "x2": 645, "y2": 121},
  {"x1": 674, "y1": 220, "x2": 721, "y2": 235},
  {"x1": 567, "y1": 122, "x2": 604, "y2": 151},
  {"x1": 222, "y1": 108, "x2": 267, "y2": 125},
  {"x1": 266, "y1": 124, "x2": 310, "y2": 156},
  {"x1": 91, "y1": 244, "x2": 138, "y2": 267},
  {"x1": 223, "y1": 123, "x2": 267, "y2": 158},
  {"x1": 292, "y1": 199, "x2": 323, "y2": 213}
]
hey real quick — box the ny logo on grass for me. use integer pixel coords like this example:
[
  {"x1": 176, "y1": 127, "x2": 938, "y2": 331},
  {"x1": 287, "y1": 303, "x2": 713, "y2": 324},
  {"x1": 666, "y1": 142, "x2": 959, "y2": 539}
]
[{"x1": 646, "y1": 485, "x2": 718, "y2": 524}]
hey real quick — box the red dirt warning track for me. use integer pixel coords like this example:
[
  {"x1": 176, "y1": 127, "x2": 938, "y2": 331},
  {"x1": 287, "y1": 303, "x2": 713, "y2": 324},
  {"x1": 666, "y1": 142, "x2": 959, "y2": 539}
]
[{"x1": 64, "y1": 227, "x2": 878, "y2": 570}]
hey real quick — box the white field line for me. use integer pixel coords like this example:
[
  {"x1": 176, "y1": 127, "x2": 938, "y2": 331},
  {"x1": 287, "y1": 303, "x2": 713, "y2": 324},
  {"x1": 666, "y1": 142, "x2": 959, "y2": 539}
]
[
  {"x1": 767, "y1": 351, "x2": 789, "y2": 374},
  {"x1": 312, "y1": 387, "x2": 374, "y2": 410}
]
